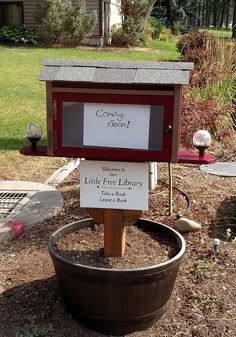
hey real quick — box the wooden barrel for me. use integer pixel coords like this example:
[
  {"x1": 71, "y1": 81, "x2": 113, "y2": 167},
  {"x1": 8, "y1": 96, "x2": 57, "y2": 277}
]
[{"x1": 48, "y1": 218, "x2": 185, "y2": 335}]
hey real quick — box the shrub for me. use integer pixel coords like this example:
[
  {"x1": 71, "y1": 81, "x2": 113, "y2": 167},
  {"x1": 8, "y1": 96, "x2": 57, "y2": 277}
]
[
  {"x1": 159, "y1": 27, "x2": 172, "y2": 41},
  {"x1": 179, "y1": 32, "x2": 236, "y2": 153},
  {"x1": 111, "y1": 24, "x2": 124, "y2": 45},
  {"x1": 40, "y1": 0, "x2": 70, "y2": 43},
  {"x1": 120, "y1": 17, "x2": 146, "y2": 46},
  {"x1": 177, "y1": 31, "x2": 219, "y2": 68},
  {"x1": 181, "y1": 94, "x2": 235, "y2": 150},
  {"x1": 0, "y1": 26, "x2": 38, "y2": 44},
  {"x1": 65, "y1": 0, "x2": 97, "y2": 44},
  {"x1": 36, "y1": 0, "x2": 96, "y2": 44},
  {"x1": 117, "y1": 0, "x2": 155, "y2": 46},
  {"x1": 172, "y1": 20, "x2": 180, "y2": 36},
  {"x1": 139, "y1": 18, "x2": 154, "y2": 47},
  {"x1": 148, "y1": 16, "x2": 162, "y2": 40}
]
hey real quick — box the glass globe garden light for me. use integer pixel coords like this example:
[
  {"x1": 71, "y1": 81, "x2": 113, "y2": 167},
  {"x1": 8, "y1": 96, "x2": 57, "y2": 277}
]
[
  {"x1": 25, "y1": 123, "x2": 42, "y2": 151},
  {"x1": 193, "y1": 130, "x2": 212, "y2": 157}
]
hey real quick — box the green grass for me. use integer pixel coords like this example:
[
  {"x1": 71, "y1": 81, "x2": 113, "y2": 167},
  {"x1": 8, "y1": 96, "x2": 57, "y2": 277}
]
[
  {"x1": 149, "y1": 38, "x2": 180, "y2": 60},
  {"x1": 0, "y1": 43, "x2": 180, "y2": 151},
  {"x1": 200, "y1": 28, "x2": 232, "y2": 38},
  {"x1": 0, "y1": 43, "x2": 180, "y2": 180}
]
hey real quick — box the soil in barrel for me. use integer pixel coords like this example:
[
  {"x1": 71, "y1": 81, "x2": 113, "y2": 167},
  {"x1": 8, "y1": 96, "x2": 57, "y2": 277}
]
[{"x1": 54, "y1": 223, "x2": 179, "y2": 269}]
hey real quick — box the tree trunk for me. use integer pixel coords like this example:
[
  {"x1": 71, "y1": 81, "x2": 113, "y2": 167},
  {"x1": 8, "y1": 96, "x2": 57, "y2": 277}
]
[
  {"x1": 225, "y1": 0, "x2": 229, "y2": 29},
  {"x1": 213, "y1": 0, "x2": 220, "y2": 27},
  {"x1": 220, "y1": 0, "x2": 226, "y2": 28},
  {"x1": 205, "y1": 0, "x2": 212, "y2": 27},
  {"x1": 165, "y1": 0, "x2": 172, "y2": 27},
  {"x1": 233, "y1": 0, "x2": 236, "y2": 39},
  {"x1": 198, "y1": 1, "x2": 202, "y2": 26}
]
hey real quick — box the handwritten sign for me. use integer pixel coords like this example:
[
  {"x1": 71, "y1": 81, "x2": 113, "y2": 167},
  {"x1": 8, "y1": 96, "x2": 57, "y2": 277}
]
[
  {"x1": 80, "y1": 160, "x2": 148, "y2": 210},
  {"x1": 83, "y1": 103, "x2": 150, "y2": 149}
]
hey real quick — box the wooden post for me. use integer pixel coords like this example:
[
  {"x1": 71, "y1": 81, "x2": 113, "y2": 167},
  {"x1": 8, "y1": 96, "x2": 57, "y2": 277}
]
[
  {"x1": 104, "y1": 209, "x2": 126, "y2": 257},
  {"x1": 168, "y1": 163, "x2": 173, "y2": 215}
]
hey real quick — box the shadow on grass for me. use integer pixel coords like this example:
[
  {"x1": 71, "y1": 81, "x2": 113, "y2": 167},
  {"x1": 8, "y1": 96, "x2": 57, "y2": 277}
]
[
  {"x1": 0, "y1": 276, "x2": 125, "y2": 337},
  {"x1": 210, "y1": 195, "x2": 236, "y2": 240},
  {"x1": 0, "y1": 138, "x2": 46, "y2": 151},
  {"x1": 0, "y1": 42, "x2": 54, "y2": 50}
]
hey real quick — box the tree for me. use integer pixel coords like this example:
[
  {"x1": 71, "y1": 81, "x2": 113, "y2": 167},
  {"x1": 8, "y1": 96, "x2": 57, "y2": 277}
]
[
  {"x1": 233, "y1": 0, "x2": 236, "y2": 39},
  {"x1": 36, "y1": 0, "x2": 97, "y2": 44},
  {"x1": 152, "y1": 0, "x2": 235, "y2": 31},
  {"x1": 65, "y1": 0, "x2": 97, "y2": 44},
  {"x1": 117, "y1": 0, "x2": 156, "y2": 46}
]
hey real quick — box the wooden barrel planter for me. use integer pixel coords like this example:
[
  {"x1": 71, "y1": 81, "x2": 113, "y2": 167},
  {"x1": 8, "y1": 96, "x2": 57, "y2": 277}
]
[{"x1": 48, "y1": 218, "x2": 186, "y2": 335}]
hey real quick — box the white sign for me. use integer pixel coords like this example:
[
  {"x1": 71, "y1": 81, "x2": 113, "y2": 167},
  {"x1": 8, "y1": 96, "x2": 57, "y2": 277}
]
[
  {"x1": 80, "y1": 160, "x2": 148, "y2": 210},
  {"x1": 83, "y1": 103, "x2": 150, "y2": 149}
]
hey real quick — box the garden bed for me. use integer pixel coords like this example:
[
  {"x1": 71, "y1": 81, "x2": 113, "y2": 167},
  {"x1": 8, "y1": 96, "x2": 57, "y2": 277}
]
[{"x1": 0, "y1": 161, "x2": 235, "y2": 337}]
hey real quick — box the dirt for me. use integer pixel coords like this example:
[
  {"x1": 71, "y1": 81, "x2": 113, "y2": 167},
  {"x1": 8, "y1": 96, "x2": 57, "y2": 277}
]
[
  {"x1": 0, "y1": 160, "x2": 236, "y2": 337},
  {"x1": 55, "y1": 223, "x2": 179, "y2": 269}
]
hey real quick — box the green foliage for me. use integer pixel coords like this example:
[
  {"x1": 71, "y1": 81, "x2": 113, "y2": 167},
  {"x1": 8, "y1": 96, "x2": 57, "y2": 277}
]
[
  {"x1": 16, "y1": 319, "x2": 53, "y2": 337},
  {"x1": 40, "y1": 0, "x2": 70, "y2": 43},
  {"x1": 171, "y1": 20, "x2": 180, "y2": 36},
  {"x1": 152, "y1": 0, "x2": 186, "y2": 35},
  {"x1": 37, "y1": 0, "x2": 97, "y2": 44},
  {"x1": 116, "y1": 0, "x2": 156, "y2": 46},
  {"x1": 159, "y1": 27, "x2": 172, "y2": 41},
  {"x1": 184, "y1": 259, "x2": 215, "y2": 281},
  {"x1": 148, "y1": 16, "x2": 162, "y2": 39},
  {"x1": 139, "y1": 19, "x2": 154, "y2": 47},
  {"x1": 111, "y1": 24, "x2": 124, "y2": 45},
  {"x1": 0, "y1": 26, "x2": 38, "y2": 44},
  {"x1": 65, "y1": 0, "x2": 97, "y2": 44}
]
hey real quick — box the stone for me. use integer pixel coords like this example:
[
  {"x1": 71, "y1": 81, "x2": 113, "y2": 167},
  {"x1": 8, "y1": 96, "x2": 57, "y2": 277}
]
[{"x1": 174, "y1": 217, "x2": 201, "y2": 233}]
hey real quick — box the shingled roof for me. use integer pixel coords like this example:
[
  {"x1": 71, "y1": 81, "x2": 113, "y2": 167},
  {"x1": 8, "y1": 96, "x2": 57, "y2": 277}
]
[{"x1": 39, "y1": 60, "x2": 194, "y2": 85}]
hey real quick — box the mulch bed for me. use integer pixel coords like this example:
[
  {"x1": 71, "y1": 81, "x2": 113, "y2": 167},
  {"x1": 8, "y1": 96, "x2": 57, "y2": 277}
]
[{"x1": 0, "y1": 161, "x2": 235, "y2": 337}]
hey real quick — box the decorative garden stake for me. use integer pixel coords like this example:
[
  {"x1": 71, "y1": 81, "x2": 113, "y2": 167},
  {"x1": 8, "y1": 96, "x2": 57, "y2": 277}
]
[{"x1": 20, "y1": 60, "x2": 216, "y2": 335}]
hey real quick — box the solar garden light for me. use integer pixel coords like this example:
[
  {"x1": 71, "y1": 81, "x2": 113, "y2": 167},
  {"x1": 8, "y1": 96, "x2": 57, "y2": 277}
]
[
  {"x1": 193, "y1": 130, "x2": 212, "y2": 157},
  {"x1": 25, "y1": 123, "x2": 42, "y2": 152},
  {"x1": 213, "y1": 238, "x2": 220, "y2": 254}
]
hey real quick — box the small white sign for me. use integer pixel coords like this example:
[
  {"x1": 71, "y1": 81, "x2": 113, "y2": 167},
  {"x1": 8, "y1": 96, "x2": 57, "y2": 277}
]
[
  {"x1": 83, "y1": 103, "x2": 150, "y2": 149},
  {"x1": 80, "y1": 160, "x2": 148, "y2": 210}
]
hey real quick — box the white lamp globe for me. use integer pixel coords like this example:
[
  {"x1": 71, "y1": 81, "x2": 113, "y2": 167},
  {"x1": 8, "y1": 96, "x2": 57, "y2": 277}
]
[
  {"x1": 193, "y1": 130, "x2": 211, "y2": 147},
  {"x1": 25, "y1": 123, "x2": 42, "y2": 139},
  {"x1": 25, "y1": 123, "x2": 42, "y2": 151}
]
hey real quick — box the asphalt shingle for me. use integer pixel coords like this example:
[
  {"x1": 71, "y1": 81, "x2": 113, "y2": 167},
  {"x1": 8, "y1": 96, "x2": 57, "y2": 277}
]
[{"x1": 39, "y1": 60, "x2": 194, "y2": 85}]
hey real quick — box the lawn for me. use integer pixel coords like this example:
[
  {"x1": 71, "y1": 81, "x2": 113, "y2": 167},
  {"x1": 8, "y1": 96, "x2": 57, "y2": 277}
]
[
  {"x1": 0, "y1": 42, "x2": 180, "y2": 181},
  {"x1": 200, "y1": 28, "x2": 232, "y2": 38}
]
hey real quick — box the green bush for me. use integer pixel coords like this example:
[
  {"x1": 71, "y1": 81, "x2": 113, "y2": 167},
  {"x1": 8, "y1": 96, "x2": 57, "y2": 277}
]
[
  {"x1": 148, "y1": 16, "x2": 162, "y2": 40},
  {"x1": 0, "y1": 26, "x2": 38, "y2": 44},
  {"x1": 36, "y1": 0, "x2": 97, "y2": 44},
  {"x1": 159, "y1": 27, "x2": 172, "y2": 41},
  {"x1": 40, "y1": 0, "x2": 70, "y2": 43},
  {"x1": 65, "y1": 0, "x2": 97, "y2": 44},
  {"x1": 111, "y1": 24, "x2": 125, "y2": 45},
  {"x1": 172, "y1": 20, "x2": 180, "y2": 36},
  {"x1": 117, "y1": 0, "x2": 155, "y2": 46}
]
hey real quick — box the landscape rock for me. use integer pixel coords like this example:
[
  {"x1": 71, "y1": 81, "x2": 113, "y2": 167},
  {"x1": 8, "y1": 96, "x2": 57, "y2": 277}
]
[{"x1": 174, "y1": 217, "x2": 201, "y2": 233}]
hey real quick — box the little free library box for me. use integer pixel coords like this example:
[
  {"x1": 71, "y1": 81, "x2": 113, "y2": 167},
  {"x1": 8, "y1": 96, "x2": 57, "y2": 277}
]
[{"x1": 26, "y1": 60, "x2": 194, "y2": 162}]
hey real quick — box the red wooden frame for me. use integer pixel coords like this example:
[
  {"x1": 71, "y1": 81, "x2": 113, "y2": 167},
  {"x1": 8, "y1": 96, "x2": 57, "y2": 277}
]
[{"x1": 51, "y1": 92, "x2": 175, "y2": 162}]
